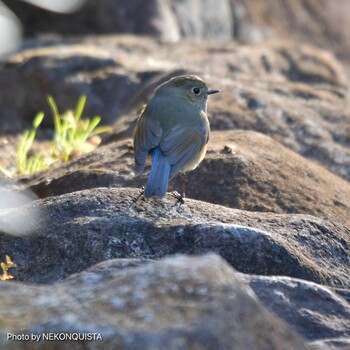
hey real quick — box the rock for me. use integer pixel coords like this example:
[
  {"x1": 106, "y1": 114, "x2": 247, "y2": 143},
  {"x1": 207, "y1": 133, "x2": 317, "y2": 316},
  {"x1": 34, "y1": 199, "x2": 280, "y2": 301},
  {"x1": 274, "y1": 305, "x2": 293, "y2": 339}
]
[
  {"x1": 0, "y1": 37, "x2": 349, "y2": 182},
  {"x1": 0, "y1": 255, "x2": 309, "y2": 350},
  {"x1": 105, "y1": 40, "x2": 350, "y2": 181},
  {"x1": 311, "y1": 338, "x2": 350, "y2": 350},
  {"x1": 4, "y1": 0, "x2": 350, "y2": 63},
  {"x1": 3, "y1": 0, "x2": 233, "y2": 41},
  {"x1": 0, "y1": 40, "x2": 146, "y2": 131},
  {"x1": 11, "y1": 138, "x2": 140, "y2": 199},
  {"x1": 242, "y1": 274, "x2": 350, "y2": 342},
  {"x1": 0, "y1": 187, "x2": 349, "y2": 288},
  {"x1": 187, "y1": 130, "x2": 350, "y2": 226},
  {"x1": 230, "y1": 0, "x2": 350, "y2": 62},
  {"x1": 16, "y1": 130, "x2": 350, "y2": 227}
]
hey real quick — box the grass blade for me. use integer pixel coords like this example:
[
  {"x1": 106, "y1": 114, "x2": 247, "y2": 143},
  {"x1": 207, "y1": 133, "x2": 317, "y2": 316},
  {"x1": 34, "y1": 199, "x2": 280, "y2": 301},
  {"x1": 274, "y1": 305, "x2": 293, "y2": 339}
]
[
  {"x1": 48, "y1": 96, "x2": 61, "y2": 135},
  {"x1": 74, "y1": 95, "x2": 86, "y2": 122}
]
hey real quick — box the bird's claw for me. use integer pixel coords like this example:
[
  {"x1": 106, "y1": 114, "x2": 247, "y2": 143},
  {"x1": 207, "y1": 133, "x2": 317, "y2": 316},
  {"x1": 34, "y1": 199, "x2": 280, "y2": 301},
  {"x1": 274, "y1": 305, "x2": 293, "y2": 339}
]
[
  {"x1": 133, "y1": 187, "x2": 145, "y2": 203},
  {"x1": 171, "y1": 190, "x2": 185, "y2": 204}
]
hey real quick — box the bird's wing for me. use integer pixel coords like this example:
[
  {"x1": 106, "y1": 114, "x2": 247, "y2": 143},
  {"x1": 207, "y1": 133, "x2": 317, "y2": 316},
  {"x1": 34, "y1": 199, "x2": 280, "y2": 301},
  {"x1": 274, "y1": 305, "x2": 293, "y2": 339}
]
[
  {"x1": 160, "y1": 125, "x2": 207, "y2": 179},
  {"x1": 133, "y1": 115, "x2": 163, "y2": 174}
]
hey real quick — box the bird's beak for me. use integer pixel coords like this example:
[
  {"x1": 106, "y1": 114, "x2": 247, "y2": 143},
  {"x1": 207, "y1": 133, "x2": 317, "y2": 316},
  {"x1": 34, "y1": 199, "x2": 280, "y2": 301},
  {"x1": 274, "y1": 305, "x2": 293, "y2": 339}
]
[{"x1": 207, "y1": 89, "x2": 220, "y2": 95}]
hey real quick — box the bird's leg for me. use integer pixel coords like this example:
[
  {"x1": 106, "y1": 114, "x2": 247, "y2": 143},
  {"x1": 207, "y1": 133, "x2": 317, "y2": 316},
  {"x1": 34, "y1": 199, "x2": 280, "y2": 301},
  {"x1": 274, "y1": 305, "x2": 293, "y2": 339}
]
[
  {"x1": 171, "y1": 191, "x2": 185, "y2": 204},
  {"x1": 133, "y1": 186, "x2": 145, "y2": 203},
  {"x1": 171, "y1": 174, "x2": 186, "y2": 204},
  {"x1": 181, "y1": 173, "x2": 186, "y2": 199}
]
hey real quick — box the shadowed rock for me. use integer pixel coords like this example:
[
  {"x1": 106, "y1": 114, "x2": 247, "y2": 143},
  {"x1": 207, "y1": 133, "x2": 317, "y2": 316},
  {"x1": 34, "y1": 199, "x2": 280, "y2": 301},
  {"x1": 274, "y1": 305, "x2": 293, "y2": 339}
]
[
  {"x1": 242, "y1": 274, "x2": 350, "y2": 342},
  {"x1": 0, "y1": 255, "x2": 309, "y2": 350},
  {"x1": 0, "y1": 187, "x2": 349, "y2": 288},
  {"x1": 14, "y1": 130, "x2": 350, "y2": 227}
]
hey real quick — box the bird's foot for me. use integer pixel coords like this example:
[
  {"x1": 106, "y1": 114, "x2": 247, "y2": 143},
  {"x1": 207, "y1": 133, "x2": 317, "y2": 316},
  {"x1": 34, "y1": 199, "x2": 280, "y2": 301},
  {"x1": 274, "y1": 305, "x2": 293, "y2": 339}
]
[
  {"x1": 133, "y1": 187, "x2": 145, "y2": 203},
  {"x1": 171, "y1": 191, "x2": 185, "y2": 204}
]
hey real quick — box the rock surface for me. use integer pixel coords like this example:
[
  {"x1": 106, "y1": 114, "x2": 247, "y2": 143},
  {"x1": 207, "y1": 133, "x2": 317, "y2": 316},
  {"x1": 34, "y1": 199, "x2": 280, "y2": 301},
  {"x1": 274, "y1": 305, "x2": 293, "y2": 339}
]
[
  {"x1": 243, "y1": 274, "x2": 350, "y2": 342},
  {"x1": 13, "y1": 130, "x2": 350, "y2": 227},
  {"x1": 0, "y1": 255, "x2": 310, "y2": 350},
  {"x1": 0, "y1": 187, "x2": 349, "y2": 288},
  {"x1": 0, "y1": 37, "x2": 349, "y2": 181}
]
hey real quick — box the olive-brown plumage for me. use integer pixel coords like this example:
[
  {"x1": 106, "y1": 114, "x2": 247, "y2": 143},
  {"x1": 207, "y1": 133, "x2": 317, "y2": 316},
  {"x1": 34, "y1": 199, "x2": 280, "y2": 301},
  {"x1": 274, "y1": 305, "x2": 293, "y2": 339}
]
[{"x1": 133, "y1": 75, "x2": 219, "y2": 198}]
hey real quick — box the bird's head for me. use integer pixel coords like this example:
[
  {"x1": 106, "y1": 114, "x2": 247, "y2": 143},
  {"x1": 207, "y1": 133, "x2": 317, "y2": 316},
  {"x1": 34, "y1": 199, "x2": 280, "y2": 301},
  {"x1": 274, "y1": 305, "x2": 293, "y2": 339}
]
[{"x1": 155, "y1": 75, "x2": 219, "y2": 110}]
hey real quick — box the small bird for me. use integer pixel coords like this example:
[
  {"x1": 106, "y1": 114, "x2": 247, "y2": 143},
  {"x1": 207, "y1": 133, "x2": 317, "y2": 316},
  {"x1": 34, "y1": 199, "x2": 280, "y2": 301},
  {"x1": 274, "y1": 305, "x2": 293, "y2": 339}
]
[{"x1": 133, "y1": 75, "x2": 219, "y2": 200}]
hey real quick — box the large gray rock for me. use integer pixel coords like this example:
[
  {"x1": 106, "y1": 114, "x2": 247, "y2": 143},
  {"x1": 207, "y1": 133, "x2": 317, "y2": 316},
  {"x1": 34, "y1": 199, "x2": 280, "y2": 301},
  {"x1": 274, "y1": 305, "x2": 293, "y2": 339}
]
[
  {"x1": 243, "y1": 274, "x2": 350, "y2": 342},
  {"x1": 0, "y1": 187, "x2": 349, "y2": 288},
  {"x1": 0, "y1": 255, "x2": 309, "y2": 350},
  {"x1": 14, "y1": 130, "x2": 350, "y2": 227}
]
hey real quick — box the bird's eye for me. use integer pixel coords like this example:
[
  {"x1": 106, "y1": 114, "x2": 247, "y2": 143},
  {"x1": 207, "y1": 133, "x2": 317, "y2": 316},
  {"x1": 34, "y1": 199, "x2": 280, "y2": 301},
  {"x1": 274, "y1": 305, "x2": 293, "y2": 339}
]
[{"x1": 192, "y1": 87, "x2": 201, "y2": 95}]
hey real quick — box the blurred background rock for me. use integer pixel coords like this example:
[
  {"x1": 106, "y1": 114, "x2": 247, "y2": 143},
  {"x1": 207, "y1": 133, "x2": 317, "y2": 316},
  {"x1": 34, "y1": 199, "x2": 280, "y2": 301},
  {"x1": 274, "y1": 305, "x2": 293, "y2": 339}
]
[
  {"x1": 0, "y1": 0, "x2": 85, "y2": 57},
  {"x1": 3, "y1": 0, "x2": 350, "y2": 64}
]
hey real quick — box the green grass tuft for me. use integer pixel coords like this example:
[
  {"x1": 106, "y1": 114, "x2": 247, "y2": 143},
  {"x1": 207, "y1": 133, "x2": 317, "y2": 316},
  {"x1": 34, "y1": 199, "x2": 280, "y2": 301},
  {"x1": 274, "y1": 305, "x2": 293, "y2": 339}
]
[{"x1": 1, "y1": 96, "x2": 111, "y2": 176}]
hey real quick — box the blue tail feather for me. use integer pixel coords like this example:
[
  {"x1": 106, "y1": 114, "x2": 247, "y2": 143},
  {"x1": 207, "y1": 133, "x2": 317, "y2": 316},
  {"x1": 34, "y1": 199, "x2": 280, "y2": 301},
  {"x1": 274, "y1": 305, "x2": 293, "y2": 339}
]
[{"x1": 145, "y1": 147, "x2": 171, "y2": 198}]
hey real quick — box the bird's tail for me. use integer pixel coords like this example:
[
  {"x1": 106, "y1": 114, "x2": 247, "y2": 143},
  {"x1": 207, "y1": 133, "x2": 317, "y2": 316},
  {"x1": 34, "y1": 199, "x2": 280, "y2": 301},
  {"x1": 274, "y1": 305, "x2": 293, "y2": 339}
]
[{"x1": 145, "y1": 147, "x2": 171, "y2": 198}]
